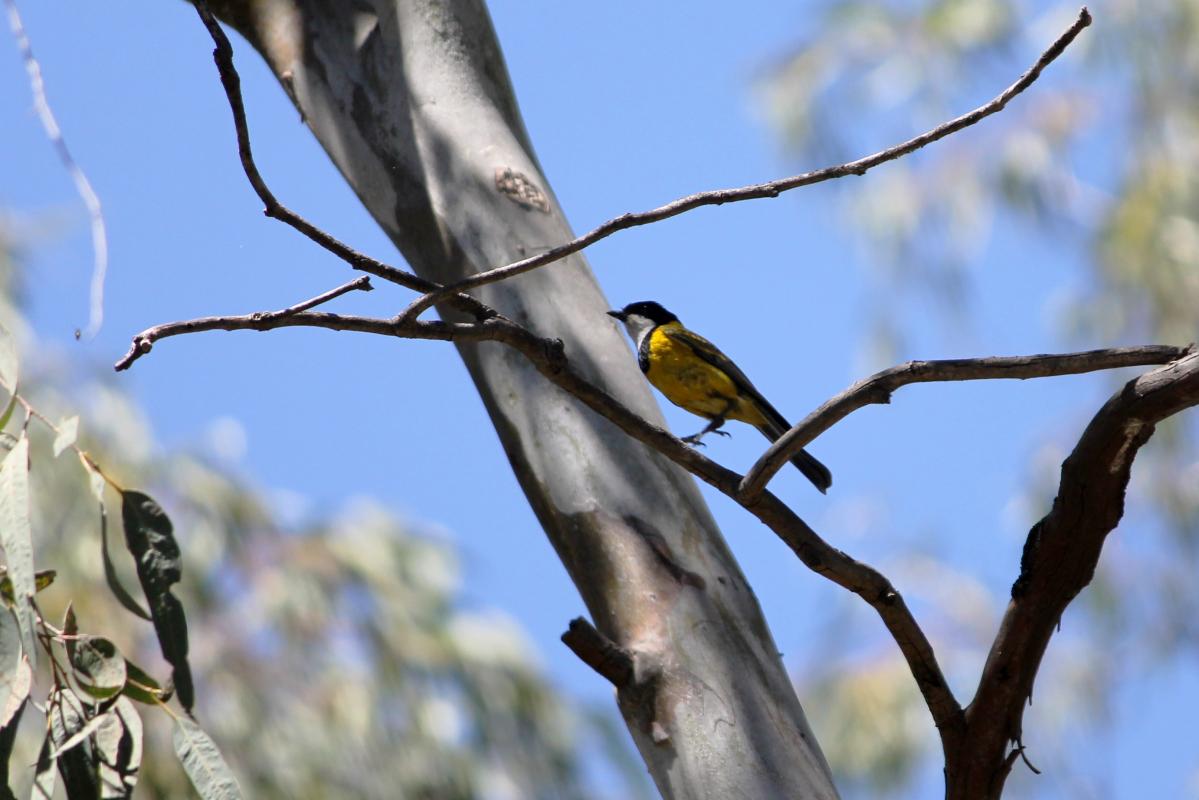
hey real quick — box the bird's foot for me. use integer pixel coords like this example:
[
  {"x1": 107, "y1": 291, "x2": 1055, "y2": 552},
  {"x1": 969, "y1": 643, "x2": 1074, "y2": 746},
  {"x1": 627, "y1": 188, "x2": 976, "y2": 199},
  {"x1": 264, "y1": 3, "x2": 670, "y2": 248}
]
[{"x1": 681, "y1": 429, "x2": 730, "y2": 446}]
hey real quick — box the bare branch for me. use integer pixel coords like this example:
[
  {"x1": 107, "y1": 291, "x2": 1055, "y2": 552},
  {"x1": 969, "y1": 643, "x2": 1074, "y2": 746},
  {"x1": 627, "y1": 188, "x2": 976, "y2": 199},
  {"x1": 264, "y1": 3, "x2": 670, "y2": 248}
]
[
  {"x1": 5, "y1": 0, "x2": 108, "y2": 337},
  {"x1": 279, "y1": 276, "x2": 373, "y2": 313},
  {"x1": 395, "y1": 7, "x2": 1093, "y2": 324},
  {"x1": 117, "y1": 300, "x2": 962, "y2": 733},
  {"x1": 123, "y1": 280, "x2": 1199, "y2": 756},
  {"x1": 114, "y1": 277, "x2": 375, "y2": 370},
  {"x1": 191, "y1": 1, "x2": 492, "y2": 319},
  {"x1": 141, "y1": 3, "x2": 1193, "y2": 776},
  {"x1": 740, "y1": 345, "x2": 1192, "y2": 500},
  {"x1": 561, "y1": 618, "x2": 635, "y2": 688},
  {"x1": 946, "y1": 350, "x2": 1199, "y2": 797}
]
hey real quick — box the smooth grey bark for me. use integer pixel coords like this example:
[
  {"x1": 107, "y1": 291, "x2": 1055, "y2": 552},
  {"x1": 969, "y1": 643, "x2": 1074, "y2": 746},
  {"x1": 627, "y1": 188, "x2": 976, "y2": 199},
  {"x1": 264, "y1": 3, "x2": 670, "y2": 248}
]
[{"x1": 205, "y1": 1, "x2": 838, "y2": 796}]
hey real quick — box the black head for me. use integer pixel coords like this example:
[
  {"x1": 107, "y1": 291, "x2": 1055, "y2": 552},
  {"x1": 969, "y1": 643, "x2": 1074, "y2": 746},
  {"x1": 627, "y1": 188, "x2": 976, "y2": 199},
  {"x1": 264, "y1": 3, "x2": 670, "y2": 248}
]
[{"x1": 607, "y1": 301, "x2": 678, "y2": 325}]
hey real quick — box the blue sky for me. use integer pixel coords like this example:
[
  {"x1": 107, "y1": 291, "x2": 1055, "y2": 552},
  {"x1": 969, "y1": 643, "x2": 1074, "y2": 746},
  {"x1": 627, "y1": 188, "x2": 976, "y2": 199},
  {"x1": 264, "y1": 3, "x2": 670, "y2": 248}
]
[{"x1": 3, "y1": 1, "x2": 1194, "y2": 797}]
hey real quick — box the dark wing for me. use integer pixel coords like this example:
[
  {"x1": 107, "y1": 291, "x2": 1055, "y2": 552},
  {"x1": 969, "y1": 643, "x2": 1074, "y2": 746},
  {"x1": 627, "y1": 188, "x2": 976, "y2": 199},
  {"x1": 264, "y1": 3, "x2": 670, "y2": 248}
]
[
  {"x1": 663, "y1": 327, "x2": 832, "y2": 492},
  {"x1": 661, "y1": 327, "x2": 791, "y2": 435}
]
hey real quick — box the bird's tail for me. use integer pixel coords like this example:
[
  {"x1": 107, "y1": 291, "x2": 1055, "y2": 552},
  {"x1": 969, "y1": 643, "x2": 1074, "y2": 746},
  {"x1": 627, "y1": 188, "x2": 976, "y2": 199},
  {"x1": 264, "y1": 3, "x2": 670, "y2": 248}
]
[
  {"x1": 755, "y1": 421, "x2": 833, "y2": 494},
  {"x1": 787, "y1": 447, "x2": 832, "y2": 494}
]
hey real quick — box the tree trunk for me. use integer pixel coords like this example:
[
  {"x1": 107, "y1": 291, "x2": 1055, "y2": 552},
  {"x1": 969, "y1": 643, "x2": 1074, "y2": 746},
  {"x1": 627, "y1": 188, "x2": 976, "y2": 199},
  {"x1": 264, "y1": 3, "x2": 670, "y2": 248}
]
[{"x1": 204, "y1": 1, "x2": 839, "y2": 796}]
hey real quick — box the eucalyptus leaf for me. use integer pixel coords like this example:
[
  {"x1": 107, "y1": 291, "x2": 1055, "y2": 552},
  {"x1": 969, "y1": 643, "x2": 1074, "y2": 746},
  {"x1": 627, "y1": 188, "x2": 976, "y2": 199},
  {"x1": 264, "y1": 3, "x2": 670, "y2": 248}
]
[
  {"x1": 49, "y1": 707, "x2": 110, "y2": 761},
  {"x1": 71, "y1": 636, "x2": 127, "y2": 701},
  {"x1": 122, "y1": 659, "x2": 168, "y2": 705},
  {"x1": 173, "y1": 717, "x2": 243, "y2": 800},
  {"x1": 0, "y1": 437, "x2": 35, "y2": 668},
  {"x1": 31, "y1": 725, "x2": 55, "y2": 799},
  {"x1": 0, "y1": 395, "x2": 14, "y2": 437},
  {"x1": 35, "y1": 569, "x2": 55, "y2": 592},
  {"x1": 0, "y1": 607, "x2": 20, "y2": 717},
  {"x1": 0, "y1": 657, "x2": 29, "y2": 731},
  {"x1": 0, "y1": 568, "x2": 56, "y2": 605},
  {"x1": 95, "y1": 697, "x2": 141, "y2": 799},
  {"x1": 0, "y1": 662, "x2": 25, "y2": 799},
  {"x1": 62, "y1": 603, "x2": 77, "y2": 664},
  {"x1": 121, "y1": 490, "x2": 193, "y2": 710},
  {"x1": 49, "y1": 689, "x2": 98, "y2": 798},
  {"x1": 52, "y1": 416, "x2": 79, "y2": 458},
  {"x1": 100, "y1": 509, "x2": 150, "y2": 621}
]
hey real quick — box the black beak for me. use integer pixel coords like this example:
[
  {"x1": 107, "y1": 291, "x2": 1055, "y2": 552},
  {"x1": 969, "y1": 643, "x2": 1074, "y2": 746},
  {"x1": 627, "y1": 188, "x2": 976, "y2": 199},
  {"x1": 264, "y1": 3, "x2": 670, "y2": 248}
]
[{"x1": 607, "y1": 310, "x2": 626, "y2": 322}]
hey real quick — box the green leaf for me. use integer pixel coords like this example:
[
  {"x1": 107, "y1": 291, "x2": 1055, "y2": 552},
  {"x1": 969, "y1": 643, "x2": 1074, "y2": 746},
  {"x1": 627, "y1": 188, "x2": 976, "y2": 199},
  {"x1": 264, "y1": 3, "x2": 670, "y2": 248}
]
[
  {"x1": 173, "y1": 717, "x2": 243, "y2": 800},
  {"x1": 95, "y1": 697, "x2": 141, "y2": 799},
  {"x1": 0, "y1": 660, "x2": 26, "y2": 798},
  {"x1": 49, "y1": 706, "x2": 110, "y2": 761},
  {"x1": 36, "y1": 569, "x2": 56, "y2": 592},
  {"x1": 49, "y1": 689, "x2": 99, "y2": 798},
  {"x1": 0, "y1": 395, "x2": 15, "y2": 437},
  {"x1": 0, "y1": 655, "x2": 29, "y2": 732},
  {"x1": 52, "y1": 416, "x2": 79, "y2": 458},
  {"x1": 31, "y1": 724, "x2": 55, "y2": 799},
  {"x1": 121, "y1": 490, "x2": 193, "y2": 710},
  {"x1": 0, "y1": 437, "x2": 35, "y2": 669},
  {"x1": 122, "y1": 659, "x2": 169, "y2": 706},
  {"x1": 100, "y1": 508, "x2": 151, "y2": 621},
  {"x1": 0, "y1": 607, "x2": 20, "y2": 718},
  {"x1": 62, "y1": 603, "x2": 77, "y2": 664},
  {"x1": 0, "y1": 568, "x2": 56, "y2": 604},
  {"x1": 71, "y1": 636, "x2": 127, "y2": 701}
]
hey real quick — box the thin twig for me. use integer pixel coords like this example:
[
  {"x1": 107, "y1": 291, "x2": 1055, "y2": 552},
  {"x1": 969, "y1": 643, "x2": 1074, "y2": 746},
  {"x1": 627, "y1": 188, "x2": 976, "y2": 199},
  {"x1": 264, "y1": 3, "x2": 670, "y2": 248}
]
[
  {"x1": 395, "y1": 7, "x2": 1093, "y2": 324},
  {"x1": 119, "y1": 299, "x2": 1199, "y2": 754},
  {"x1": 271, "y1": 275, "x2": 372, "y2": 314},
  {"x1": 191, "y1": 1, "x2": 492, "y2": 319},
  {"x1": 0, "y1": 376, "x2": 124, "y2": 492},
  {"x1": 739, "y1": 345, "x2": 1192, "y2": 500},
  {"x1": 113, "y1": 303, "x2": 964, "y2": 733},
  {"x1": 114, "y1": 277, "x2": 375, "y2": 370},
  {"x1": 5, "y1": 0, "x2": 108, "y2": 338}
]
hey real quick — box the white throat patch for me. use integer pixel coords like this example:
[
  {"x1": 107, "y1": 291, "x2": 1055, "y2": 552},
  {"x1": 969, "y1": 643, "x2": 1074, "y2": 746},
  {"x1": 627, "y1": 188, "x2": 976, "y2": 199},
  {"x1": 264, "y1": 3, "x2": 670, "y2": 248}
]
[{"x1": 621, "y1": 313, "x2": 658, "y2": 351}]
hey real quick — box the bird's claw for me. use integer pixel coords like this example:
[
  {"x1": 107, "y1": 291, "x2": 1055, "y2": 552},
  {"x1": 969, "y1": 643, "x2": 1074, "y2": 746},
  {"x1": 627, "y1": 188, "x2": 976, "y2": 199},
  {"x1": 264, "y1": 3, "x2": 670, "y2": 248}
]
[{"x1": 682, "y1": 429, "x2": 730, "y2": 446}]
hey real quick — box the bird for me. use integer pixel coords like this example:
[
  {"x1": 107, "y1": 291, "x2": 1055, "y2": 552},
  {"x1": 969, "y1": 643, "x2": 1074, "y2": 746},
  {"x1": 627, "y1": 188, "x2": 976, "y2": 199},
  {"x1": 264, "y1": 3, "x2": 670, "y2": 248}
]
[{"x1": 608, "y1": 300, "x2": 832, "y2": 493}]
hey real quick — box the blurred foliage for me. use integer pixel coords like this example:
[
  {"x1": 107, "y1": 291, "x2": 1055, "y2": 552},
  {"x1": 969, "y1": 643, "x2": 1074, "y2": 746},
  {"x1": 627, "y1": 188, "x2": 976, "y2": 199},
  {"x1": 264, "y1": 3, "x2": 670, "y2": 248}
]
[
  {"x1": 0, "y1": 227, "x2": 648, "y2": 799},
  {"x1": 762, "y1": 0, "x2": 1199, "y2": 794}
]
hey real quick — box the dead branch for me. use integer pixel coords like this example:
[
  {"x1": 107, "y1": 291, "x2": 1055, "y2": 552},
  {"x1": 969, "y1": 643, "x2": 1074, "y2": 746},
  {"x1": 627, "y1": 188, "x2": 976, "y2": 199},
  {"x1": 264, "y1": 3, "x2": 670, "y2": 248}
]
[
  {"x1": 191, "y1": 1, "x2": 491, "y2": 319},
  {"x1": 740, "y1": 345, "x2": 1193, "y2": 499},
  {"x1": 395, "y1": 7, "x2": 1093, "y2": 324},
  {"x1": 946, "y1": 350, "x2": 1199, "y2": 798},
  {"x1": 114, "y1": 299, "x2": 964, "y2": 732}
]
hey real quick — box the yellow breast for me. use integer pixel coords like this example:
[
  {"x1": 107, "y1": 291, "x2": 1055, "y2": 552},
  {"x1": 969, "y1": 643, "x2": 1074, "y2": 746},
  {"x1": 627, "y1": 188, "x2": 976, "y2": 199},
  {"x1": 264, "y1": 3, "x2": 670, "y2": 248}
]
[{"x1": 644, "y1": 325, "x2": 764, "y2": 424}]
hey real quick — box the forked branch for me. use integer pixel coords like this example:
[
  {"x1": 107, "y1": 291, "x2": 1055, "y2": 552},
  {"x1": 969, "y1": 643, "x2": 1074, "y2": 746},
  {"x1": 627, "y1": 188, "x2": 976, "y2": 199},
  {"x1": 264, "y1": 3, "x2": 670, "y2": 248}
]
[
  {"x1": 946, "y1": 351, "x2": 1199, "y2": 798},
  {"x1": 191, "y1": 1, "x2": 492, "y2": 319},
  {"x1": 114, "y1": 277, "x2": 374, "y2": 369}
]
